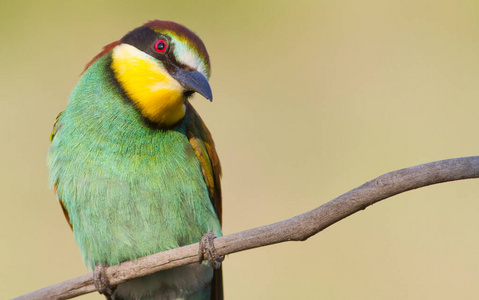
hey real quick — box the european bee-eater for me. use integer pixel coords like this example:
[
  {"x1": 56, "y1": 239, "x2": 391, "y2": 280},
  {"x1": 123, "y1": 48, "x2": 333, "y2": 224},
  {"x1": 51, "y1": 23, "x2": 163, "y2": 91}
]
[{"x1": 48, "y1": 20, "x2": 223, "y2": 300}]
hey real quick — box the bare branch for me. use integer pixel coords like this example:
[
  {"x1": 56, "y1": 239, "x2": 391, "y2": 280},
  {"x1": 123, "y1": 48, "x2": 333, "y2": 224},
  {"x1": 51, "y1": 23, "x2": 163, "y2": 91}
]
[{"x1": 14, "y1": 156, "x2": 479, "y2": 300}]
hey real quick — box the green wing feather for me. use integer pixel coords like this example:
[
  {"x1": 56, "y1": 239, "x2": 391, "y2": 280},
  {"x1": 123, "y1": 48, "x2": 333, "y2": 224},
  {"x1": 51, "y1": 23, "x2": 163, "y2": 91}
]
[
  {"x1": 185, "y1": 102, "x2": 222, "y2": 224},
  {"x1": 50, "y1": 111, "x2": 74, "y2": 230},
  {"x1": 185, "y1": 102, "x2": 223, "y2": 300}
]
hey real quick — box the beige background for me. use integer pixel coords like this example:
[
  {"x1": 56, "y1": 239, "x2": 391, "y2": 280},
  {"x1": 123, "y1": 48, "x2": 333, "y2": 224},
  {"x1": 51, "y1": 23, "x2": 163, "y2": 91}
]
[{"x1": 2, "y1": 0, "x2": 479, "y2": 299}]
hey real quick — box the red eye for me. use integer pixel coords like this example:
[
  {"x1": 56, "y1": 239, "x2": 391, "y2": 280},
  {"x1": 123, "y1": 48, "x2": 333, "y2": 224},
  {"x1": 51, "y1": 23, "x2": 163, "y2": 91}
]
[{"x1": 154, "y1": 39, "x2": 168, "y2": 53}]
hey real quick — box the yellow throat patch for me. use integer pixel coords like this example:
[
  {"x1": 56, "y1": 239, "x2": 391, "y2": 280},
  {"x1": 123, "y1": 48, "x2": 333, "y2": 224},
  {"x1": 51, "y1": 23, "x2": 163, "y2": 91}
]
[{"x1": 111, "y1": 44, "x2": 185, "y2": 126}]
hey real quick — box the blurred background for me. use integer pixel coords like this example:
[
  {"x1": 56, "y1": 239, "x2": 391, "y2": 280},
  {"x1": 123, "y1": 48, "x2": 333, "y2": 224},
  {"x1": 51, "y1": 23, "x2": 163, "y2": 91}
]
[{"x1": 1, "y1": 0, "x2": 479, "y2": 299}]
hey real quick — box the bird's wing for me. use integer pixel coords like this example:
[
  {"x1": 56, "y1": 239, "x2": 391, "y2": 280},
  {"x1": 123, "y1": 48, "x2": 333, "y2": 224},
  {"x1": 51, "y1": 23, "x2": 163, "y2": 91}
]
[
  {"x1": 49, "y1": 112, "x2": 63, "y2": 142},
  {"x1": 50, "y1": 112, "x2": 73, "y2": 230},
  {"x1": 185, "y1": 101, "x2": 222, "y2": 224},
  {"x1": 185, "y1": 102, "x2": 223, "y2": 300}
]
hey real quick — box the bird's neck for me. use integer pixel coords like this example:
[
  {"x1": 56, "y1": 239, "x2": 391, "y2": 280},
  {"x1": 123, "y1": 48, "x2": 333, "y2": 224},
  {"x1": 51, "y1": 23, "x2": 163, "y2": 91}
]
[
  {"x1": 111, "y1": 44, "x2": 186, "y2": 127},
  {"x1": 67, "y1": 52, "x2": 188, "y2": 148}
]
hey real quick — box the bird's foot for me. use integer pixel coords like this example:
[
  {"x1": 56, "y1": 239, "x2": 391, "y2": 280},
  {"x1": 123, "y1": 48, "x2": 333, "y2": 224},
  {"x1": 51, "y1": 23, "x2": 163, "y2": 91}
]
[
  {"x1": 93, "y1": 263, "x2": 116, "y2": 298},
  {"x1": 198, "y1": 231, "x2": 224, "y2": 269}
]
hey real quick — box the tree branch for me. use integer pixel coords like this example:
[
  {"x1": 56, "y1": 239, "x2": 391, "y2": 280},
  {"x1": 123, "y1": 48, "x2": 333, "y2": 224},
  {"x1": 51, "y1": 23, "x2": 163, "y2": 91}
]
[{"x1": 15, "y1": 156, "x2": 479, "y2": 300}]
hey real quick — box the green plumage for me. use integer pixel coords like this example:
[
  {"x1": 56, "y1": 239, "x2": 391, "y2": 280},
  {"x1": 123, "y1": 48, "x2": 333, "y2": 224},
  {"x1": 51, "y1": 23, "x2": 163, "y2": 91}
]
[{"x1": 48, "y1": 52, "x2": 221, "y2": 299}]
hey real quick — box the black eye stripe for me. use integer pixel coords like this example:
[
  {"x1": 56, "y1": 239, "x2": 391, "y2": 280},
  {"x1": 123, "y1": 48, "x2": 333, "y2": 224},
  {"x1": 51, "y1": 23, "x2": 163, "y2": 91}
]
[{"x1": 121, "y1": 28, "x2": 181, "y2": 74}]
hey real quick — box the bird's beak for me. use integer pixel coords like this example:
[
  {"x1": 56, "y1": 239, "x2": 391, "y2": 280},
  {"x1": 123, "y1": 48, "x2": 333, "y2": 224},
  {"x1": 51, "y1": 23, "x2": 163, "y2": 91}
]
[{"x1": 171, "y1": 68, "x2": 213, "y2": 101}]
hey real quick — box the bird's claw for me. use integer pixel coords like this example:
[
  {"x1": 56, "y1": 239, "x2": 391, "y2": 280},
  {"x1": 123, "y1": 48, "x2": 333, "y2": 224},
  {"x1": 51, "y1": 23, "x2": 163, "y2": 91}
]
[
  {"x1": 93, "y1": 263, "x2": 116, "y2": 297},
  {"x1": 198, "y1": 231, "x2": 224, "y2": 269}
]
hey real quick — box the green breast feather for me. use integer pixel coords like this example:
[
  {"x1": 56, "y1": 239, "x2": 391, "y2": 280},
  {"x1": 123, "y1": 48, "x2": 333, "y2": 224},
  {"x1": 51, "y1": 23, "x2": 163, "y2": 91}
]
[{"x1": 47, "y1": 52, "x2": 221, "y2": 269}]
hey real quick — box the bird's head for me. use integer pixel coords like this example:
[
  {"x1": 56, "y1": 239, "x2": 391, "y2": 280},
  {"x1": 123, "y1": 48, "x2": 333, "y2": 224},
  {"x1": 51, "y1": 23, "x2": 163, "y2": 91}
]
[{"x1": 91, "y1": 20, "x2": 212, "y2": 127}]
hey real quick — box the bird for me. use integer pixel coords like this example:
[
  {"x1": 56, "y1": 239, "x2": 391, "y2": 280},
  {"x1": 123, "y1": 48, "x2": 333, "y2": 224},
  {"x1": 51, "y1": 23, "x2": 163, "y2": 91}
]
[{"x1": 48, "y1": 20, "x2": 223, "y2": 300}]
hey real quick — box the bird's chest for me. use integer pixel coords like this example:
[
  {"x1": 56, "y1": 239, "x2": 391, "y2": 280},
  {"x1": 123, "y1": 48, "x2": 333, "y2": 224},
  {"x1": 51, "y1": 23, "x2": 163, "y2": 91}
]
[
  {"x1": 51, "y1": 125, "x2": 215, "y2": 268},
  {"x1": 61, "y1": 126, "x2": 203, "y2": 201}
]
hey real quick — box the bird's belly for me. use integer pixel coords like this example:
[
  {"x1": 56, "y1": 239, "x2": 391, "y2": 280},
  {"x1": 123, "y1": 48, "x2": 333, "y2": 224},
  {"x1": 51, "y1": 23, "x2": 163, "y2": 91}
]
[
  {"x1": 67, "y1": 173, "x2": 219, "y2": 269},
  {"x1": 67, "y1": 173, "x2": 219, "y2": 299},
  {"x1": 113, "y1": 262, "x2": 213, "y2": 300}
]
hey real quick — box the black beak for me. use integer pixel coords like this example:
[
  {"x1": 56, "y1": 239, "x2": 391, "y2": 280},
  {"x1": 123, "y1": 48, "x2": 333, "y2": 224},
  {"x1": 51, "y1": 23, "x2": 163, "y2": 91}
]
[{"x1": 171, "y1": 68, "x2": 213, "y2": 101}]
